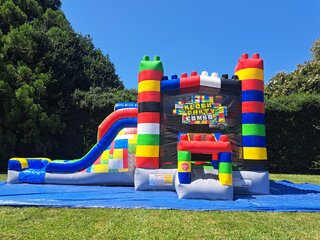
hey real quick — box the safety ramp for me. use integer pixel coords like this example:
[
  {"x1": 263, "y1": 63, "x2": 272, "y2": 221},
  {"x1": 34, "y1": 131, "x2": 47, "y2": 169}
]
[
  {"x1": 7, "y1": 108, "x2": 138, "y2": 185},
  {"x1": 175, "y1": 170, "x2": 233, "y2": 200}
]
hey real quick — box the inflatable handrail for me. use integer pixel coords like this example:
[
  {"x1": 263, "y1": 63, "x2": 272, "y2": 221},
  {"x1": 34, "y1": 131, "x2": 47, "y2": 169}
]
[{"x1": 98, "y1": 108, "x2": 138, "y2": 141}]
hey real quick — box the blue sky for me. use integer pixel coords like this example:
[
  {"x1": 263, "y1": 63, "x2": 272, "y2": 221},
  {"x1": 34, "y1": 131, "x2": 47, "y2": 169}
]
[{"x1": 61, "y1": 0, "x2": 320, "y2": 89}]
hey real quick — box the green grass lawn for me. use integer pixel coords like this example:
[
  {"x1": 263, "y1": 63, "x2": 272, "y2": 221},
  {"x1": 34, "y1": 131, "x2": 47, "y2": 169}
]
[
  {"x1": 269, "y1": 173, "x2": 320, "y2": 184},
  {"x1": 0, "y1": 173, "x2": 319, "y2": 240}
]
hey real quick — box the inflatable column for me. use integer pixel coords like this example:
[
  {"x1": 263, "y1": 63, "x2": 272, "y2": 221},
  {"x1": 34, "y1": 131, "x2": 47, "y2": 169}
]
[
  {"x1": 235, "y1": 53, "x2": 267, "y2": 162},
  {"x1": 177, "y1": 150, "x2": 191, "y2": 184},
  {"x1": 136, "y1": 56, "x2": 163, "y2": 168}
]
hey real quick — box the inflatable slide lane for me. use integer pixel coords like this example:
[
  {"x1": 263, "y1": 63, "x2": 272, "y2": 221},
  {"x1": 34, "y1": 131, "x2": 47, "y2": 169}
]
[{"x1": 7, "y1": 107, "x2": 138, "y2": 185}]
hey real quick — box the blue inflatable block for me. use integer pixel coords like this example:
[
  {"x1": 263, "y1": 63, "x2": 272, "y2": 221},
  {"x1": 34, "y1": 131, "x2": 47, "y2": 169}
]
[
  {"x1": 161, "y1": 78, "x2": 180, "y2": 92},
  {"x1": 114, "y1": 139, "x2": 128, "y2": 149},
  {"x1": 8, "y1": 159, "x2": 50, "y2": 171},
  {"x1": 18, "y1": 169, "x2": 46, "y2": 183},
  {"x1": 114, "y1": 102, "x2": 138, "y2": 110},
  {"x1": 214, "y1": 133, "x2": 222, "y2": 141},
  {"x1": 27, "y1": 160, "x2": 49, "y2": 169},
  {"x1": 211, "y1": 160, "x2": 219, "y2": 169},
  {"x1": 8, "y1": 160, "x2": 22, "y2": 171},
  {"x1": 242, "y1": 113, "x2": 265, "y2": 124},
  {"x1": 242, "y1": 90, "x2": 264, "y2": 102},
  {"x1": 219, "y1": 152, "x2": 232, "y2": 163},
  {"x1": 178, "y1": 172, "x2": 191, "y2": 184},
  {"x1": 242, "y1": 136, "x2": 266, "y2": 147}
]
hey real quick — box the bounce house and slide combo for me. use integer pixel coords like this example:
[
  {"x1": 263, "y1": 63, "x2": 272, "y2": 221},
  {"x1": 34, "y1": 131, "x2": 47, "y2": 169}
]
[{"x1": 7, "y1": 53, "x2": 269, "y2": 200}]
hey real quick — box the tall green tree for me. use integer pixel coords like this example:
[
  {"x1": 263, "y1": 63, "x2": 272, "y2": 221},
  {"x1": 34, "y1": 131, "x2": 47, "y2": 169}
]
[
  {"x1": 265, "y1": 39, "x2": 320, "y2": 97},
  {"x1": 0, "y1": 0, "x2": 135, "y2": 170}
]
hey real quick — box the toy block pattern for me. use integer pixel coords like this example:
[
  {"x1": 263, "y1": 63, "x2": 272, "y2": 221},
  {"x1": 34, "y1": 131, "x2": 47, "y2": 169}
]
[
  {"x1": 161, "y1": 71, "x2": 241, "y2": 93},
  {"x1": 87, "y1": 128, "x2": 137, "y2": 173},
  {"x1": 235, "y1": 53, "x2": 267, "y2": 161},
  {"x1": 136, "y1": 56, "x2": 163, "y2": 169}
]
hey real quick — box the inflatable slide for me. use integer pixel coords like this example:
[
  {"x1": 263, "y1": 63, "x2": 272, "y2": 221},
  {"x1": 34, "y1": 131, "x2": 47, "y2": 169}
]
[{"x1": 8, "y1": 108, "x2": 138, "y2": 185}]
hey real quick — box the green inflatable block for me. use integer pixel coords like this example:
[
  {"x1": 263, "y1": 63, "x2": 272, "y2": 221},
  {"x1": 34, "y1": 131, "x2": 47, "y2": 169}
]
[
  {"x1": 139, "y1": 56, "x2": 163, "y2": 72},
  {"x1": 137, "y1": 134, "x2": 160, "y2": 145},
  {"x1": 218, "y1": 162, "x2": 232, "y2": 174},
  {"x1": 242, "y1": 124, "x2": 266, "y2": 136},
  {"x1": 178, "y1": 151, "x2": 191, "y2": 161}
]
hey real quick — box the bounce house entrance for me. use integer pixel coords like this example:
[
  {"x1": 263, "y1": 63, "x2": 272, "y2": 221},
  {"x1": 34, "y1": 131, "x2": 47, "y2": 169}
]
[
  {"x1": 160, "y1": 87, "x2": 242, "y2": 171},
  {"x1": 177, "y1": 133, "x2": 233, "y2": 185}
]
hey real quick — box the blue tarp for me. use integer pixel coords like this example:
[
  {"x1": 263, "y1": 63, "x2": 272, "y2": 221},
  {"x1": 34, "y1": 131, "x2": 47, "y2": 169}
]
[{"x1": 0, "y1": 180, "x2": 319, "y2": 212}]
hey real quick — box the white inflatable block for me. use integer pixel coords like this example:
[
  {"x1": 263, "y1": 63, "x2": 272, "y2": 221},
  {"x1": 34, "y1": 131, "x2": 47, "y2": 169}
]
[
  {"x1": 137, "y1": 123, "x2": 160, "y2": 135},
  {"x1": 200, "y1": 75, "x2": 221, "y2": 89}
]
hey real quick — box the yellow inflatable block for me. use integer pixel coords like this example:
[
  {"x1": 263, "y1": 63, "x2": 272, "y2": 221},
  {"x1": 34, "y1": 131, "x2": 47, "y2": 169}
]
[
  {"x1": 17, "y1": 158, "x2": 28, "y2": 169},
  {"x1": 93, "y1": 164, "x2": 108, "y2": 173},
  {"x1": 113, "y1": 149, "x2": 123, "y2": 159},
  {"x1": 235, "y1": 68, "x2": 264, "y2": 81},
  {"x1": 219, "y1": 173, "x2": 232, "y2": 186},
  {"x1": 243, "y1": 147, "x2": 267, "y2": 160},
  {"x1": 178, "y1": 161, "x2": 191, "y2": 172},
  {"x1": 138, "y1": 80, "x2": 160, "y2": 93},
  {"x1": 128, "y1": 135, "x2": 137, "y2": 144},
  {"x1": 136, "y1": 145, "x2": 159, "y2": 158},
  {"x1": 101, "y1": 150, "x2": 109, "y2": 160}
]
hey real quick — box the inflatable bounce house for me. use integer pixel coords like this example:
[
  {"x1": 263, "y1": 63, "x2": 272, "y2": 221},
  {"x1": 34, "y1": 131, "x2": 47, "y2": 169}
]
[{"x1": 7, "y1": 53, "x2": 269, "y2": 200}]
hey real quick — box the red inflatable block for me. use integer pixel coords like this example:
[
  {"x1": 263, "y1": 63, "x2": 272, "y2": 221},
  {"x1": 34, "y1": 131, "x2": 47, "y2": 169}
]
[
  {"x1": 206, "y1": 135, "x2": 215, "y2": 141},
  {"x1": 138, "y1": 112, "x2": 160, "y2": 123},
  {"x1": 219, "y1": 135, "x2": 229, "y2": 142},
  {"x1": 241, "y1": 79, "x2": 264, "y2": 91},
  {"x1": 180, "y1": 76, "x2": 200, "y2": 89},
  {"x1": 193, "y1": 134, "x2": 202, "y2": 141},
  {"x1": 178, "y1": 141, "x2": 232, "y2": 154},
  {"x1": 136, "y1": 157, "x2": 159, "y2": 169},
  {"x1": 212, "y1": 153, "x2": 219, "y2": 160},
  {"x1": 138, "y1": 70, "x2": 163, "y2": 82},
  {"x1": 123, "y1": 149, "x2": 128, "y2": 168},
  {"x1": 180, "y1": 134, "x2": 189, "y2": 141},
  {"x1": 138, "y1": 91, "x2": 160, "y2": 103},
  {"x1": 242, "y1": 102, "x2": 265, "y2": 113},
  {"x1": 235, "y1": 53, "x2": 264, "y2": 72}
]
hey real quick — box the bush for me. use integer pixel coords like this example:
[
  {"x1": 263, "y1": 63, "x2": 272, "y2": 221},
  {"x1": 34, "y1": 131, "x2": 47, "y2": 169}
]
[{"x1": 265, "y1": 93, "x2": 320, "y2": 174}]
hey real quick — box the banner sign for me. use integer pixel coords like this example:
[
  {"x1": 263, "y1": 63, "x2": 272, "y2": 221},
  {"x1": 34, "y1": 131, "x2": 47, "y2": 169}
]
[{"x1": 173, "y1": 95, "x2": 227, "y2": 126}]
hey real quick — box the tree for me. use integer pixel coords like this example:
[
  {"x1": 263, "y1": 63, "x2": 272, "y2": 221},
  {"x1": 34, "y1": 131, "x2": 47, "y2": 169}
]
[
  {"x1": 0, "y1": 0, "x2": 134, "y2": 171},
  {"x1": 265, "y1": 38, "x2": 320, "y2": 174},
  {"x1": 265, "y1": 38, "x2": 320, "y2": 98}
]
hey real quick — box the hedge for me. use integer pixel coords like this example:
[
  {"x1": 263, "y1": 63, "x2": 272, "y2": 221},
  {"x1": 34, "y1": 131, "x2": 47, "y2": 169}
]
[{"x1": 265, "y1": 93, "x2": 320, "y2": 174}]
